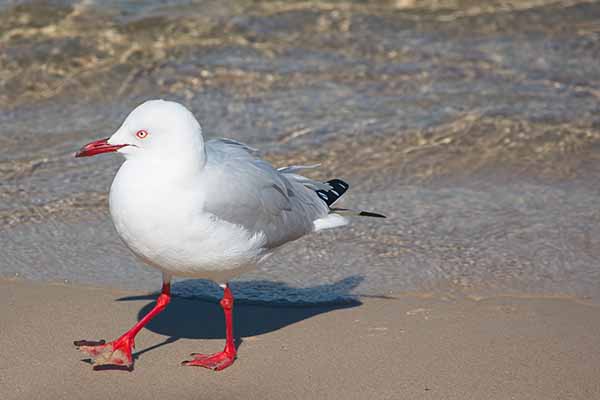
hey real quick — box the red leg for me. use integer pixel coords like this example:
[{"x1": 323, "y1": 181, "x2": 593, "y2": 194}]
[
  {"x1": 75, "y1": 279, "x2": 171, "y2": 370},
  {"x1": 182, "y1": 283, "x2": 237, "y2": 371}
]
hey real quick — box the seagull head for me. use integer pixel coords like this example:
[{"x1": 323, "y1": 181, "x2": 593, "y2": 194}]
[{"x1": 76, "y1": 100, "x2": 204, "y2": 164}]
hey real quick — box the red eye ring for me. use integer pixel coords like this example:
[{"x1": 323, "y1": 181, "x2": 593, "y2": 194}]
[{"x1": 136, "y1": 130, "x2": 149, "y2": 139}]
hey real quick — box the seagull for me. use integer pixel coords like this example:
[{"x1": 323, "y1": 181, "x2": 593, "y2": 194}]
[{"x1": 73, "y1": 99, "x2": 384, "y2": 371}]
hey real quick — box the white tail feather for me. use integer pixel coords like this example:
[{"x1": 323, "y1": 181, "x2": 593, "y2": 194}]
[{"x1": 313, "y1": 214, "x2": 349, "y2": 231}]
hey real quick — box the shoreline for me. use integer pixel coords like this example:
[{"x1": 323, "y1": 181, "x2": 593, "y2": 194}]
[
  {"x1": 3, "y1": 278, "x2": 600, "y2": 399},
  {"x1": 3, "y1": 275, "x2": 598, "y2": 307}
]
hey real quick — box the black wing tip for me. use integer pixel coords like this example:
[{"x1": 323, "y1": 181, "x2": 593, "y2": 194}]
[
  {"x1": 316, "y1": 178, "x2": 350, "y2": 206},
  {"x1": 327, "y1": 178, "x2": 349, "y2": 188},
  {"x1": 359, "y1": 211, "x2": 387, "y2": 218}
]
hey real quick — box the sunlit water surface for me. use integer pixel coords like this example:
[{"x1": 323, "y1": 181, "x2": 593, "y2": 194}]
[{"x1": 2, "y1": 0, "x2": 600, "y2": 303}]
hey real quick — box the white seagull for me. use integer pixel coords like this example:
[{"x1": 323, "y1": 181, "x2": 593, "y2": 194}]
[{"x1": 74, "y1": 99, "x2": 384, "y2": 371}]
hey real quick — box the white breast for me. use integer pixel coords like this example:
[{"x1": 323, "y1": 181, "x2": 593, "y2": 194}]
[{"x1": 108, "y1": 161, "x2": 266, "y2": 281}]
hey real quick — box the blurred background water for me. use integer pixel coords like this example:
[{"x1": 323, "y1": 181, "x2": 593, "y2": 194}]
[{"x1": 1, "y1": 0, "x2": 600, "y2": 303}]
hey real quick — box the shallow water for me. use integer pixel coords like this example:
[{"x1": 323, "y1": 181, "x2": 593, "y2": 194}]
[{"x1": 2, "y1": 0, "x2": 600, "y2": 303}]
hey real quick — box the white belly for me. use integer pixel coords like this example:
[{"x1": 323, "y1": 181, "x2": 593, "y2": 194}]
[{"x1": 108, "y1": 162, "x2": 266, "y2": 282}]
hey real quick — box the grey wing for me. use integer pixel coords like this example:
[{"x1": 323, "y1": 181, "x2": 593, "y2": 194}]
[{"x1": 201, "y1": 139, "x2": 330, "y2": 249}]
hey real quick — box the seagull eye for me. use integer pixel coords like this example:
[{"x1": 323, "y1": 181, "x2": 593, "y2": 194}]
[{"x1": 135, "y1": 130, "x2": 149, "y2": 139}]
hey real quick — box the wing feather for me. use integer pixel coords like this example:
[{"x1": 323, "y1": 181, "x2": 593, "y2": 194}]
[{"x1": 201, "y1": 139, "x2": 329, "y2": 249}]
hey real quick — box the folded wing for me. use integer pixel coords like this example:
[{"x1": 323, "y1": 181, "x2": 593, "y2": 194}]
[{"x1": 201, "y1": 139, "x2": 336, "y2": 249}]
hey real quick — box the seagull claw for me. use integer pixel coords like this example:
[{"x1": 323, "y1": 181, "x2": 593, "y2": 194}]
[
  {"x1": 181, "y1": 350, "x2": 236, "y2": 371},
  {"x1": 74, "y1": 337, "x2": 134, "y2": 370}
]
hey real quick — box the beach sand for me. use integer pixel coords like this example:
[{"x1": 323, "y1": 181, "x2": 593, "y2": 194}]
[{"x1": 2, "y1": 278, "x2": 599, "y2": 400}]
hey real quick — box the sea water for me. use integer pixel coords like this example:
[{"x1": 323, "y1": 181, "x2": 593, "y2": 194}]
[{"x1": 2, "y1": 0, "x2": 600, "y2": 304}]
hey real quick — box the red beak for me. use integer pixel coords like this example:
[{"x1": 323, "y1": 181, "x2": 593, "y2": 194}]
[{"x1": 75, "y1": 138, "x2": 127, "y2": 158}]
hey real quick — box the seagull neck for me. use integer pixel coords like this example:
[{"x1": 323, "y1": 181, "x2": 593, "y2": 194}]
[{"x1": 137, "y1": 147, "x2": 206, "y2": 180}]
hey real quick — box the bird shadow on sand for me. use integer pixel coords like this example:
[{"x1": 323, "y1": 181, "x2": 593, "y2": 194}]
[{"x1": 115, "y1": 276, "x2": 363, "y2": 360}]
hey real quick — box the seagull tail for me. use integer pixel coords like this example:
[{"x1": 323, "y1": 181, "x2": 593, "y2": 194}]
[{"x1": 315, "y1": 179, "x2": 386, "y2": 218}]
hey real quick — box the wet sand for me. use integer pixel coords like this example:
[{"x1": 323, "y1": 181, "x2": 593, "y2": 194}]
[{"x1": 2, "y1": 278, "x2": 600, "y2": 400}]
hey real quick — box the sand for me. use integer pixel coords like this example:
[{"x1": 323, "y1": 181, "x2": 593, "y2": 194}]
[{"x1": 2, "y1": 278, "x2": 600, "y2": 400}]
